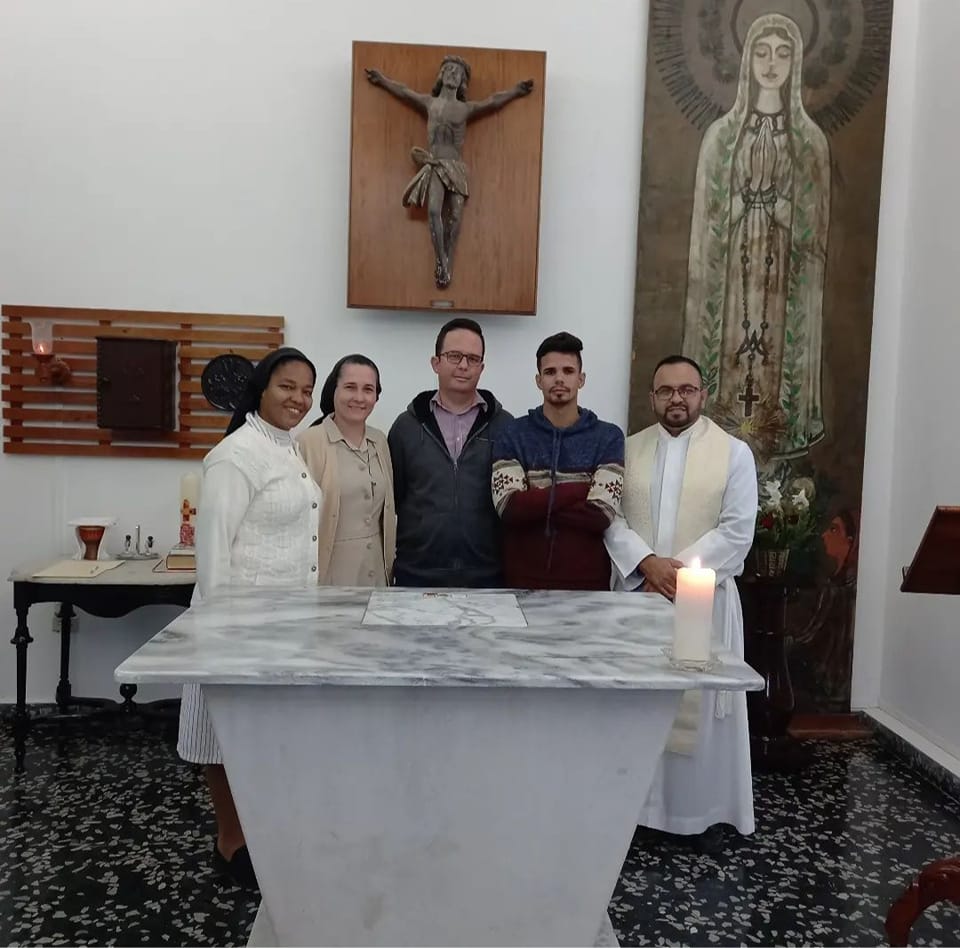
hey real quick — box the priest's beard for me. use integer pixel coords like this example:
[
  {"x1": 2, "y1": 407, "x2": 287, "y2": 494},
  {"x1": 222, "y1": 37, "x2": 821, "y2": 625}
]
[{"x1": 658, "y1": 404, "x2": 700, "y2": 434}]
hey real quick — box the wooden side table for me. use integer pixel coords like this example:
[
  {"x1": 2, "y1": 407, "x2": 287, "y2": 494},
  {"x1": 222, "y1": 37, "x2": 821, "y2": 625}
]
[{"x1": 7, "y1": 558, "x2": 195, "y2": 773}]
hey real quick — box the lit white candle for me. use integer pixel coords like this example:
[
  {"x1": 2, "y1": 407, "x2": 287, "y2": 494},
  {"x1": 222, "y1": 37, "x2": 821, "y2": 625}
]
[{"x1": 672, "y1": 557, "x2": 716, "y2": 662}]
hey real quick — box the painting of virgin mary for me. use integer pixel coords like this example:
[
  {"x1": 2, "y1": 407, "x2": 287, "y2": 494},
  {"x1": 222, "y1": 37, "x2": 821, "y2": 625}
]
[{"x1": 682, "y1": 13, "x2": 830, "y2": 463}]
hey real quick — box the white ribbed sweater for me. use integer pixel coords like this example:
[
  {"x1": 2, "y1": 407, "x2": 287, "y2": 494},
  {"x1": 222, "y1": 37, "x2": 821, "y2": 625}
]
[{"x1": 196, "y1": 413, "x2": 322, "y2": 593}]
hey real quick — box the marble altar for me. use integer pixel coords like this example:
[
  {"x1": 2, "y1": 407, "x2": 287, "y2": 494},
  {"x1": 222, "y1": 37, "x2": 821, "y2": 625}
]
[{"x1": 116, "y1": 587, "x2": 762, "y2": 946}]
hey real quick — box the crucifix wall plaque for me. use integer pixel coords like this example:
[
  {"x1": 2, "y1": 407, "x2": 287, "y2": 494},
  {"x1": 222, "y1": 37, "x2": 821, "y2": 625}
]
[{"x1": 347, "y1": 41, "x2": 546, "y2": 315}]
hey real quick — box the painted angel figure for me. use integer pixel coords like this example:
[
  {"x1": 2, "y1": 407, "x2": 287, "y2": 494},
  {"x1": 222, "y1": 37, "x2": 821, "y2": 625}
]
[
  {"x1": 366, "y1": 55, "x2": 534, "y2": 289},
  {"x1": 682, "y1": 13, "x2": 830, "y2": 463}
]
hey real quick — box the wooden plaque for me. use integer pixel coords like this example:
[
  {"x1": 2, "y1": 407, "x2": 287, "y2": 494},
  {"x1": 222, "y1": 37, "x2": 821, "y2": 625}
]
[
  {"x1": 900, "y1": 506, "x2": 960, "y2": 595},
  {"x1": 2, "y1": 304, "x2": 283, "y2": 459},
  {"x1": 348, "y1": 41, "x2": 546, "y2": 315}
]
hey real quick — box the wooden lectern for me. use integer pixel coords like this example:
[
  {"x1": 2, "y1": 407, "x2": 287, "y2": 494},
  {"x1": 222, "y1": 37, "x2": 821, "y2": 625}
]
[
  {"x1": 886, "y1": 507, "x2": 960, "y2": 945},
  {"x1": 900, "y1": 506, "x2": 960, "y2": 594}
]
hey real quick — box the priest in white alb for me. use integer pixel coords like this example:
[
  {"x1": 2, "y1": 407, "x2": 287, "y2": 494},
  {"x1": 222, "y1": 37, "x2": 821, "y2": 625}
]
[{"x1": 605, "y1": 354, "x2": 758, "y2": 835}]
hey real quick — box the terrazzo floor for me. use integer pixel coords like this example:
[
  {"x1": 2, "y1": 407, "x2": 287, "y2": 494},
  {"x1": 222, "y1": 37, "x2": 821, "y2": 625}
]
[{"x1": 2, "y1": 719, "x2": 959, "y2": 946}]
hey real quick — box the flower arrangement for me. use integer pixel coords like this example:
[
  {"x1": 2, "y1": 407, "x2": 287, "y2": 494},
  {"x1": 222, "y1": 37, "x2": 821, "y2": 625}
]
[{"x1": 755, "y1": 475, "x2": 818, "y2": 550}]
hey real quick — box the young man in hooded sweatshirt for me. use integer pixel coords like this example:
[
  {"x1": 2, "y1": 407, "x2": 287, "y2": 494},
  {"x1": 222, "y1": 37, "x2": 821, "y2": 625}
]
[{"x1": 491, "y1": 332, "x2": 624, "y2": 590}]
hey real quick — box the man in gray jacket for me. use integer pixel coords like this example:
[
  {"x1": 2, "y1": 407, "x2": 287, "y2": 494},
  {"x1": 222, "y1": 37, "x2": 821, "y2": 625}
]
[{"x1": 389, "y1": 318, "x2": 512, "y2": 587}]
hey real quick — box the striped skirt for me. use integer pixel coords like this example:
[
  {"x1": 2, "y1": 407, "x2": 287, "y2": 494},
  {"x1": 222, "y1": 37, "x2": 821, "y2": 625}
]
[{"x1": 177, "y1": 684, "x2": 223, "y2": 764}]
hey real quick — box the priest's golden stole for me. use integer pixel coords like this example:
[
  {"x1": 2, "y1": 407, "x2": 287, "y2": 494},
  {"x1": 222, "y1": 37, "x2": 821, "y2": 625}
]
[{"x1": 622, "y1": 417, "x2": 730, "y2": 754}]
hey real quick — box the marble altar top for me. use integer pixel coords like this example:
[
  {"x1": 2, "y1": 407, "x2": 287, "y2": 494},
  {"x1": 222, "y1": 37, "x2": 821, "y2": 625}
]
[{"x1": 115, "y1": 587, "x2": 763, "y2": 692}]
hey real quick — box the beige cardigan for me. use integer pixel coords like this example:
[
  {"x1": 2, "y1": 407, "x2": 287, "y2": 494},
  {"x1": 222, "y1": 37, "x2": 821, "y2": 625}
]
[{"x1": 298, "y1": 415, "x2": 397, "y2": 583}]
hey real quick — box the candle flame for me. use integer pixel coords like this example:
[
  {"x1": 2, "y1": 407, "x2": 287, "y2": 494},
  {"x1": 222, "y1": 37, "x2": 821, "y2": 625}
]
[{"x1": 690, "y1": 557, "x2": 701, "y2": 569}]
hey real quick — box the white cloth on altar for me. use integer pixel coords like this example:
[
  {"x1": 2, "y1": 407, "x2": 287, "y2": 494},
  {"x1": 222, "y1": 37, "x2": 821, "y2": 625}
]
[{"x1": 604, "y1": 423, "x2": 758, "y2": 835}]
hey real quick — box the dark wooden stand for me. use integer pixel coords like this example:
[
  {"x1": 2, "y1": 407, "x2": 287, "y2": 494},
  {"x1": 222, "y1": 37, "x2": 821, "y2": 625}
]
[
  {"x1": 738, "y1": 574, "x2": 813, "y2": 772},
  {"x1": 8, "y1": 561, "x2": 195, "y2": 773},
  {"x1": 885, "y1": 506, "x2": 960, "y2": 945}
]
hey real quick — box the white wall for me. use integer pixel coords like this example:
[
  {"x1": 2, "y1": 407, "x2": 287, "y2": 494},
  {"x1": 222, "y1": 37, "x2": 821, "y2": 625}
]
[
  {"x1": 850, "y1": 0, "x2": 920, "y2": 709},
  {"x1": 854, "y1": 0, "x2": 960, "y2": 761},
  {"x1": 0, "y1": 0, "x2": 647, "y2": 702}
]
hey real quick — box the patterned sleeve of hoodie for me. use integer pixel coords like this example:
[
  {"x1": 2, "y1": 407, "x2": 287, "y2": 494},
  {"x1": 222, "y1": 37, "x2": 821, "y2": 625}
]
[
  {"x1": 491, "y1": 419, "x2": 529, "y2": 517},
  {"x1": 584, "y1": 422, "x2": 625, "y2": 521}
]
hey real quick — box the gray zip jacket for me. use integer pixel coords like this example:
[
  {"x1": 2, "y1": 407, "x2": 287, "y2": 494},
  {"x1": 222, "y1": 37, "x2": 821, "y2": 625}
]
[{"x1": 388, "y1": 389, "x2": 512, "y2": 587}]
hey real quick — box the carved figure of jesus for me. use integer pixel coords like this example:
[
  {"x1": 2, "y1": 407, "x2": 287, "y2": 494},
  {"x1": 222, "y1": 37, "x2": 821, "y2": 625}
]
[{"x1": 365, "y1": 55, "x2": 534, "y2": 289}]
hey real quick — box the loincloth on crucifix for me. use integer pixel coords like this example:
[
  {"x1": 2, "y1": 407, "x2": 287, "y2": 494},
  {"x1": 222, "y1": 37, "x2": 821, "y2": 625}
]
[{"x1": 401, "y1": 147, "x2": 470, "y2": 207}]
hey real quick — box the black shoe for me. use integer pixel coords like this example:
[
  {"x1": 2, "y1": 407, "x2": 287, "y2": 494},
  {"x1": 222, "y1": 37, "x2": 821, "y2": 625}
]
[
  {"x1": 211, "y1": 840, "x2": 258, "y2": 889},
  {"x1": 691, "y1": 824, "x2": 728, "y2": 854}
]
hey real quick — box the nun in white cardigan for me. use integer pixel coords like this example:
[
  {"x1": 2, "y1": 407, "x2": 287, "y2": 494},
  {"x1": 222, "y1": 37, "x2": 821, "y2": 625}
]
[{"x1": 177, "y1": 346, "x2": 322, "y2": 887}]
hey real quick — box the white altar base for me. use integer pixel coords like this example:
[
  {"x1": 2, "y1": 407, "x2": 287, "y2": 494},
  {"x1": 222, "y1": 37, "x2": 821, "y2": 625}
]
[{"x1": 116, "y1": 587, "x2": 762, "y2": 947}]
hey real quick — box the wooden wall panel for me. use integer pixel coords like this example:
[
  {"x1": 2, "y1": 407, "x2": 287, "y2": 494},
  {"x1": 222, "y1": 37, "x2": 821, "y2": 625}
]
[
  {"x1": 2, "y1": 305, "x2": 283, "y2": 460},
  {"x1": 348, "y1": 41, "x2": 546, "y2": 315}
]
